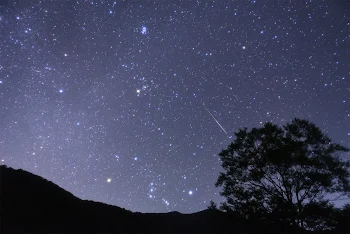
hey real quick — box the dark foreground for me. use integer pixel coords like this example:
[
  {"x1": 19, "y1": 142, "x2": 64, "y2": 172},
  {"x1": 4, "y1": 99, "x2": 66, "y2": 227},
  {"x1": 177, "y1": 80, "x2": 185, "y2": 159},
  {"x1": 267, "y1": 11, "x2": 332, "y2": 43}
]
[{"x1": 0, "y1": 165, "x2": 348, "y2": 233}]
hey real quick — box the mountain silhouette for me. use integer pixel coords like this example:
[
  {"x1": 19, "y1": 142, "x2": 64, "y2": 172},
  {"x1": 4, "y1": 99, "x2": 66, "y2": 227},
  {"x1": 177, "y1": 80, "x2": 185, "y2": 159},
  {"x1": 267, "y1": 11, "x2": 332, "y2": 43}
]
[{"x1": 0, "y1": 165, "x2": 241, "y2": 233}]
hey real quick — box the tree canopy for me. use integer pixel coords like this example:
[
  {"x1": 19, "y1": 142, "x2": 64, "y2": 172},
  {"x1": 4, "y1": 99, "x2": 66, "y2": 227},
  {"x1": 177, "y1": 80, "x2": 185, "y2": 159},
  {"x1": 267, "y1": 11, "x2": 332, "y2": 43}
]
[{"x1": 215, "y1": 118, "x2": 350, "y2": 231}]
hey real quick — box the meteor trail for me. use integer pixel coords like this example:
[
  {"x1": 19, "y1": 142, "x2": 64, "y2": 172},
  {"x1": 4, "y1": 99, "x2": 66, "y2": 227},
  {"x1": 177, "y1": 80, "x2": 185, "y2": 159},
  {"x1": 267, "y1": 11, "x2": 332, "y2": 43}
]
[{"x1": 203, "y1": 103, "x2": 228, "y2": 135}]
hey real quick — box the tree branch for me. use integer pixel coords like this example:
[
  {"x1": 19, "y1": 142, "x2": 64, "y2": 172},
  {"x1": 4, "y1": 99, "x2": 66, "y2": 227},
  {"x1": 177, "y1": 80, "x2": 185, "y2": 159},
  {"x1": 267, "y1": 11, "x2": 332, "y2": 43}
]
[{"x1": 263, "y1": 173, "x2": 289, "y2": 202}]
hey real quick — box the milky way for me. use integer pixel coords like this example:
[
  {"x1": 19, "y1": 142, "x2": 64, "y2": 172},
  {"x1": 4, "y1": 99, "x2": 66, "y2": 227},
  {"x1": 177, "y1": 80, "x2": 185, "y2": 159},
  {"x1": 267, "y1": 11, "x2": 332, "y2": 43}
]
[{"x1": 0, "y1": 0, "x2": 349, "y2": 213}]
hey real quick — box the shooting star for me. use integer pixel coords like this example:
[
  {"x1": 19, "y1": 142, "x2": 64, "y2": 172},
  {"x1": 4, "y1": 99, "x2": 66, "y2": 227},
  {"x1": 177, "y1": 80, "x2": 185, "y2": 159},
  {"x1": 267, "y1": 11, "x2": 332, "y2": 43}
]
[{"x1": 203, "y1": 103, "x2": 228, "y2": 135}]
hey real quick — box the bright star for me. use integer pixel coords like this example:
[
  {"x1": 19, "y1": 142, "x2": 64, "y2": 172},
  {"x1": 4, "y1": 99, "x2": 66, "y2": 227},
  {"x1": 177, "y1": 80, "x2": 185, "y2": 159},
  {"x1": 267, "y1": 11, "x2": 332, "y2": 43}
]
[
  {"x1": 242, "y1": 46, "x2": 246, "y2": 49},
  {"x1": 189, "y1": 190, "x2": 193, "y2": 195},
  {"x1": 141, "y1": 26, "x2": 147, "y2": 35},
  {"x1": 136, "y1": 89, "x2": 141, "y2": 93},
  {"x1": 107, "y1": 178, "x2": 112, "y2": 183},
  {"x1": 59, "y1": 89, "x2": 63, "y2": 93},
  {"x1": 162, "y1": 198, "x2": 170, "y2": 206}
]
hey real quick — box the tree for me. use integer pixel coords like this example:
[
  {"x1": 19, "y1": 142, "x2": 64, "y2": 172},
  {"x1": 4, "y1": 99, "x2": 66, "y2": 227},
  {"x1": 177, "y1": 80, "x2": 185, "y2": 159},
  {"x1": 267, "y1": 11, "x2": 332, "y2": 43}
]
[
  {"x1": 207, "y1": 200, "x2": 218, "y2": 210},
  {"x1": 301, "y1": 200, "x2": 339, "y2": 231},
  {"x1": 215, "y1": 118, "x2": 350, "y2": 230},
  {"x1": 334, "y1": 204, "x2": 350, "y2": 231}
]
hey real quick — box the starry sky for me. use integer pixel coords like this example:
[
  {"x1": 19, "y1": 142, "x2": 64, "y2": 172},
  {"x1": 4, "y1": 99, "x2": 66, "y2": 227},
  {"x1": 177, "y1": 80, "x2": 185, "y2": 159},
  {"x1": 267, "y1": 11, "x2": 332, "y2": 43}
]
[{"x1": 0, "y1": 0, "x2": 349, "y2": 213}]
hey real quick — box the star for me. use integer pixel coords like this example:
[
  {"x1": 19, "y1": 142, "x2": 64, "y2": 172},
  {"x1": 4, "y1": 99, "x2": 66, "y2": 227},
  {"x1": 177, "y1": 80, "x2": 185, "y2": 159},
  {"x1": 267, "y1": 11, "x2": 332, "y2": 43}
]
[
  {"x1": 0, "y1": 0, "x2": 347, "y2": 215},
  {"x1": 141, "y1": 26, "x2": 147, "y2": 35}
]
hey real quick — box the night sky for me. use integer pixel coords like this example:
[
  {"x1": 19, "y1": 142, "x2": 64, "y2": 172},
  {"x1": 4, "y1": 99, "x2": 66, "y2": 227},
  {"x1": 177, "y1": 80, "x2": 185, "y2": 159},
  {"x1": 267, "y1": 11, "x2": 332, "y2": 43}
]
[{"x1": 0, "y1": 0, "x2": 349, "y2": 213}]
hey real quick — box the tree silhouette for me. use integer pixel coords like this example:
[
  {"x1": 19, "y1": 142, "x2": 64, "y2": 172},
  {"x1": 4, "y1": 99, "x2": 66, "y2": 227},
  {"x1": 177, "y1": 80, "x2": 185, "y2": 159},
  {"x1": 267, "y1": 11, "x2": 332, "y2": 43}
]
[
  {"x1": 334, "y1": 203, "x2": 350, "y2": 231},
  {"x1": 215, "y1": 118, "x2": 350, "y2": 231},
  {"x1": 207, "y1": 200, "x2": 218, "y2": 210}
]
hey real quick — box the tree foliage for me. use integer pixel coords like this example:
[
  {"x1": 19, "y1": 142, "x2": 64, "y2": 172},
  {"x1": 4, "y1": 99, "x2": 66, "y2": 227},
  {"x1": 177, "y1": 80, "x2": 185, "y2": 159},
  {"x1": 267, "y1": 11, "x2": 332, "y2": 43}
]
[
  {"x1": 215, "y1": 118, "x2": 350, "y2": 230},
  {"x1": 207, "y1": 200, "x2": 218, "y2": 210},
  {"x1": 333, "y1": 203, "x2": 350, "y2": 231}
]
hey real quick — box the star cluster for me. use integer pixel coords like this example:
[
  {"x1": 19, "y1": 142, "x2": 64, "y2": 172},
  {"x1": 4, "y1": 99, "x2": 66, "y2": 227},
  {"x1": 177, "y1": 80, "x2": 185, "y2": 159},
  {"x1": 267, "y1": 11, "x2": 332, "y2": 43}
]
[{"x1": 0, "y1": 1, "x2": 349, "y2": 213}]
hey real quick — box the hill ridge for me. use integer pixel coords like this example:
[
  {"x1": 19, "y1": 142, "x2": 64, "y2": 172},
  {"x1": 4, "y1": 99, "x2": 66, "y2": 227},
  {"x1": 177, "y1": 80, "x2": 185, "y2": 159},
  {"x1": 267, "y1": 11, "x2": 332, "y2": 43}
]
[{"x1": 0, "y1": 165, "x2": 235, "y2": 233}]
